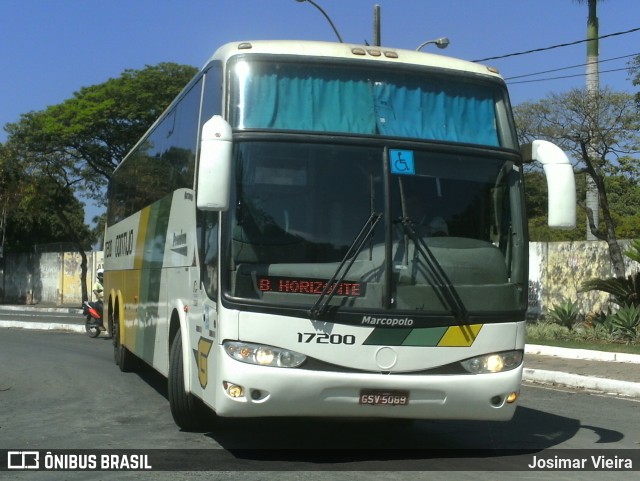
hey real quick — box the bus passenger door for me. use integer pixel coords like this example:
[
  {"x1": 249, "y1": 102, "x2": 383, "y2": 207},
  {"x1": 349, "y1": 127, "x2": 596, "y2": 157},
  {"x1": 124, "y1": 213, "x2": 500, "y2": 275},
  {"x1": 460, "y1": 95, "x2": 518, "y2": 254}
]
[{"x1": 193, "y1": 210, "x2": 219, "y2": 395}]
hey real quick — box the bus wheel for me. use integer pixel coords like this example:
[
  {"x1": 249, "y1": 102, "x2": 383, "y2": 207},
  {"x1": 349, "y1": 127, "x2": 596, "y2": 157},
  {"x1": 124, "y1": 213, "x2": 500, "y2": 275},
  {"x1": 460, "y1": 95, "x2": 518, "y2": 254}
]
[
  {"x1": 168, "y1": 330, "x2": 211, "y2": 431},
  {"x1": 113, "y1": 317, "x2": 137, "y2": 372}
]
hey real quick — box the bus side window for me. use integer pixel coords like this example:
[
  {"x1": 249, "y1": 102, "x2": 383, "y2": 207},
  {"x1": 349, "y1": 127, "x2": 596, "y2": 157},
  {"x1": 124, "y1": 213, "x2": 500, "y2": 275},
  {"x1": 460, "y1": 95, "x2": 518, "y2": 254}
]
[
  {"x1": 198, "y1": 210, "x2": 219, "y2": 299},
  {"x1": 201, "y1": 62, "x2": 222, "y2": 123}
]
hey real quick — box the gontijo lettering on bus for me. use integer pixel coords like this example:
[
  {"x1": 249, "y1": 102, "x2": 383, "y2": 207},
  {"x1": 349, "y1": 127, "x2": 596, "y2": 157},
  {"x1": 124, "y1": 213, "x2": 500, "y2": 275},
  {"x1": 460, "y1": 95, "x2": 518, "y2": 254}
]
[{"x1": 104, "y1": 229, "x2": 134, "y2": 259}]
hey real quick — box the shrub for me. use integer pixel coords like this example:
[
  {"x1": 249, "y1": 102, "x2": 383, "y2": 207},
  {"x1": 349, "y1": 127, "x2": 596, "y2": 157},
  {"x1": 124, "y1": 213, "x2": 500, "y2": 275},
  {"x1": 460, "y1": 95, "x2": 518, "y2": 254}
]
[
  {"x1": 526, "y1": 320, "x2": 571, "y2": 341},
  {"x1": 582, "y1": 323, "x2": 618, "y2": 343},
  {"x1": 581, "y1": 310, "x2": 617, "y2": 342},
  {"x1": 546, "y1": 300, "x2": 581, "y2": 331},
  {"x1": 609, "y1": 304, "x2": 640, "y2": 342}
]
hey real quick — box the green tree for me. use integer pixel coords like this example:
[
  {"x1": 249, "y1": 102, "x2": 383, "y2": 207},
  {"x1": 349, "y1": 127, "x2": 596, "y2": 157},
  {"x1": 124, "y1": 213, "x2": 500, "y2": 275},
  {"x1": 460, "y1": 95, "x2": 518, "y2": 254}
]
[
  {"x1": 604, "y1": 175, "x2": 640, "y2": 238},
  {"x1": 1, "y1": 141, "x2": 93, "y2": 250},
  {"x1": 4, "y1": 177, "x2": 93, "y2": 252},
  {"x1": 4, "y1": 62, "x2": 197, "y2": 205},
  {"x1": 514, "y1": 88, "x2": 640, "y2": 277},
  {"x1": 2, "y1": 138, "x2": 96, "y2": 299},
  {"x1": 0, "y1": 143, "x2": 23, "y2": 257},
  {"x1": 628, "y1": 54, "x2": 640, "y2": 110},
  {"x1": 524, "y1": 172, "x2": 640, "y2": 241},
  {"x1": 2, "y1": 62, "x2": 197, "y2": 300}
]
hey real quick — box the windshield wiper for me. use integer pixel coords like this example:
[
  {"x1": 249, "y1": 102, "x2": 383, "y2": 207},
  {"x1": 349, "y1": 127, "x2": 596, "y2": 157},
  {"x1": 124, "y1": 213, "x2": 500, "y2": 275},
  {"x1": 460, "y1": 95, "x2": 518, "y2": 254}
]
[
  {"x1": 397, "y1": 217, "x2": 469, "y2": 323},
  {"x1": 309, "y1": 212, "x2": 382, "y2": 320}
]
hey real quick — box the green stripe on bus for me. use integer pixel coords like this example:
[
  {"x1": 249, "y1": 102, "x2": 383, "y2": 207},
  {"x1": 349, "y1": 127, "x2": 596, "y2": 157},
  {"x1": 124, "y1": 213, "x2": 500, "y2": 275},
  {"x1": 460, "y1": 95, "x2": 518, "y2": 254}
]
[
  {"x1": 363, "y1": 325, "x2": 482, "y2": 347},
  {"x1": 136, "y1": 195, "x2": 173, "y2": 361},
  {"x1": 363, "y1": 328, "x2": 411, "y2": 346},
  {"x1": 402, "y1": 327, "x2": 448, "y2": 346}
]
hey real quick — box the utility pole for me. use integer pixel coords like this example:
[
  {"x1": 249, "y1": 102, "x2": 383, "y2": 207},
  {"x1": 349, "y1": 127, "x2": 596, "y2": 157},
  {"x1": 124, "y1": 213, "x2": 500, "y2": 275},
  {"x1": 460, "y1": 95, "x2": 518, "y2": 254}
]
[{"x1": 373, "y1": 4, "x2": 381, "y2": 46}]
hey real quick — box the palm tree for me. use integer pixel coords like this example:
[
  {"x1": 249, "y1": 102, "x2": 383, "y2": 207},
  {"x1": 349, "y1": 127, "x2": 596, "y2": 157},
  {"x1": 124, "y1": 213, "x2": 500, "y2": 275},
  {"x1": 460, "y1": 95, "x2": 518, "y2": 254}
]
[
  {"x1": 575, "y1": 0, "x2": 604, "y2": 240},
  {"x1": 571, "y1": 1, "x2": 629, "y2": 280},
  {"x1": 580, "y1": 0, "x2": 601, "y2": 92}
]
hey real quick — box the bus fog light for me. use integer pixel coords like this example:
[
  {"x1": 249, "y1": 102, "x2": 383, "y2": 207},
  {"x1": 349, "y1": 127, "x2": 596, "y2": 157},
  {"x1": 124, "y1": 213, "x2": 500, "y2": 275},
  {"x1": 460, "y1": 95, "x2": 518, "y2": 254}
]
[
  {"x1": 506, "y1": 391, "x2": 518, "y2": 403},
  {"x1": 223, "y1": 381, "x2": 244, "y2": 398},
  {"x1": 460, "y1": 350, "x2": 523, "y2": 374}
]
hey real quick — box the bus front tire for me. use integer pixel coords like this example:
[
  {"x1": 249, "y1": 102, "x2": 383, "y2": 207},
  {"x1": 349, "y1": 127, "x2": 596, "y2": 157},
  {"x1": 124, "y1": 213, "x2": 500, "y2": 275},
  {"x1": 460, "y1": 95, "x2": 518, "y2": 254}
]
[{"x1": 168, "y1": 330, "x2": 212, "y2": 431}]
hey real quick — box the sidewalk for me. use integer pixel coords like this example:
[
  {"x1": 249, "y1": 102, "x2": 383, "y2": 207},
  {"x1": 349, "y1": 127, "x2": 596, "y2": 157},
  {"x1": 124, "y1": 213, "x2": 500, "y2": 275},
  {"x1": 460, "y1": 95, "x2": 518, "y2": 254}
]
[
  {"x1": 523, "y1": 345, "x2": 640, "y2": 397},
  {"x1": 0, "y1": 303, "x2": 85, "y2": 333},
  {"x1": 1, "y1": 304, "x2": 639, "y2": 397}
]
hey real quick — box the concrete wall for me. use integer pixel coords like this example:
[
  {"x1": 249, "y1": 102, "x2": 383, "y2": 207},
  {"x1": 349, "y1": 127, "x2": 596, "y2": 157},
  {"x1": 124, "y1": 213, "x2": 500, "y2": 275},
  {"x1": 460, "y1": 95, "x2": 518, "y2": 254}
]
[
  {"x1": 528, "y1": 240, "x2": 638, "y2": 318},
  {"x1": 0, "y1": 251, "x2": 104, "y2": 306},
  {"x1": 0, "y1": 242, "x2": 637, "y2": 311}
]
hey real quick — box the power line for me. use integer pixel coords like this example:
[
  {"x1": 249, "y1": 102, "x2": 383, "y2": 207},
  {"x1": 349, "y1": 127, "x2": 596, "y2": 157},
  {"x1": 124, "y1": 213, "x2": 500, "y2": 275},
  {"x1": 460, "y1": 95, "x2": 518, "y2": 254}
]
[
  {"x1": 473, "y1": 26, "x2": 640, "y2": 62},
  {"x1": 504, "y1": 53, "x2": 639, "y2": 81},
  {"x1": 507, "y1": 66, "x2": 631, "y2": 85}
]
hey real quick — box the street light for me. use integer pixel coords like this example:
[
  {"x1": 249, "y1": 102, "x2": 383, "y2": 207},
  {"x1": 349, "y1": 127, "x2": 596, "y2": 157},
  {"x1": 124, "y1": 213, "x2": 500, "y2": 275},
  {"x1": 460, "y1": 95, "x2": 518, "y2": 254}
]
[
  {"x1": 295, "y1": 0, "x2": 344, "y2": 43},
  {"x1": 416, "y1": 37, "x2": 450, "y2": 51}
]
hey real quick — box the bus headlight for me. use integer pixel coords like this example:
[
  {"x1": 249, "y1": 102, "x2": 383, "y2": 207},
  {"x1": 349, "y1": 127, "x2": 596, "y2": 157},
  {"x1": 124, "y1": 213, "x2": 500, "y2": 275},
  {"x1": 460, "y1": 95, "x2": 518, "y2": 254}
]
[
  {"x1": 224, "y1": 341, "x2": 306, "y2": 368},
  {"x1": 460, "y1": 350, "x2": 523, "y2": 374}
]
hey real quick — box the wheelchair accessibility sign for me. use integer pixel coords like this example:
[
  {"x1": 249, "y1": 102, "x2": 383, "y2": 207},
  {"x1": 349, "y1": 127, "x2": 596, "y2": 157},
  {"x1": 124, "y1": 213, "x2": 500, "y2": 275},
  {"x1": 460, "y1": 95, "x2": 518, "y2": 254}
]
[{"x1": 389, "y1": 149, "x2": 415, "y2": 175}]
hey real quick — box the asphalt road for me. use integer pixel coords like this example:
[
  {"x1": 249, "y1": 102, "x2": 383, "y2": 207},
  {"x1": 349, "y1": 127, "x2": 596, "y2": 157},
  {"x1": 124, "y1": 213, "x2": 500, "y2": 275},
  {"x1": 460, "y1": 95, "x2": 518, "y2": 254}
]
[{"x1": 1, "y1": 328, "x2": 639, "y2": 480}]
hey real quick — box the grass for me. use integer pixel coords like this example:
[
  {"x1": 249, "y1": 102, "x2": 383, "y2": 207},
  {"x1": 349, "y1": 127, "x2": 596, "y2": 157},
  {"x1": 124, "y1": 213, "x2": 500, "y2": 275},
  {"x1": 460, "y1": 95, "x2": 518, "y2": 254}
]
[
  {"x1": 526, "y1": 337, "x2": 640, "y2": 355},
  {"x1": 525, "y1": 320, "x2": 640, "y2": 354}
]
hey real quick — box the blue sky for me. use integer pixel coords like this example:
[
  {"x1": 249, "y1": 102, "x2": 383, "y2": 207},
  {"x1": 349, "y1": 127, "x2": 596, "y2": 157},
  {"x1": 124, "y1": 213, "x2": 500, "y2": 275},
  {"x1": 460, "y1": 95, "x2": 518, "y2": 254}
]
[
  {"x1": 2, "y1": 0, "x2": 640, "y2": 222},
  {"x1": 2, "y1": 0, "x2": 639, "y2": 135}
]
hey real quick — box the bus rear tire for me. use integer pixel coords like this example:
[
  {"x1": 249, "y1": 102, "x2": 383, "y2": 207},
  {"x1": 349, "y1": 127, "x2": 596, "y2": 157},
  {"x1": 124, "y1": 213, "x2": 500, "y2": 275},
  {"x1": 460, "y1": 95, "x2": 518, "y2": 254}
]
[
  {"x1": 168, "y1": 330, "x2": 211, "y2": 431},
  {"x1": 113, "y1": 317, "x2": 137, "y2": 372}
]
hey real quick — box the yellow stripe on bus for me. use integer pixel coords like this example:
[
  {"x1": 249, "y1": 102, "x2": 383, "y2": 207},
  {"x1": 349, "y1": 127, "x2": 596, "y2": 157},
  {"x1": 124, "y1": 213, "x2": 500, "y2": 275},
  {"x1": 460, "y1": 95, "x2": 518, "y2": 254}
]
[
  {"x1": 134, "y1": 206, "x2": 151, "y2": 270},
  {"x1": 437, "y1": 324, "x2": 483, "y2": 347}
]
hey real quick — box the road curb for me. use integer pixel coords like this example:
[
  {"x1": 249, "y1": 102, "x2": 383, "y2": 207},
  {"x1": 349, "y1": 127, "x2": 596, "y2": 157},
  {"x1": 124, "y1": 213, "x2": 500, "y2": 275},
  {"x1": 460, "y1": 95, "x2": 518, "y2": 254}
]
[
  {"x1": 0, "y1": 305, "x2": 82, "y2": 314},
  {"x1": 526, "y1": 344, "x2": 640, "y2": 364},
  {"x1": 0, "y1": 320, "x2": 85, "y2": 333},
  {"x1": 523, "y1": 368, "x2": 640, "y2": 397}
]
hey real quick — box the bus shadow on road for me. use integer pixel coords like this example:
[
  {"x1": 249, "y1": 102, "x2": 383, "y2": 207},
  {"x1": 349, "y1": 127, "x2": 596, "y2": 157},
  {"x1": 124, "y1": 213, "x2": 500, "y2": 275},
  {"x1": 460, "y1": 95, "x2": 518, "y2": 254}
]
[
  {"x1": 205, "y1": 406, "x2": 581, "y2": 451},
  {"x1": 196, "y1": 408, "x2": 586, "y2": 470},
  {"x1": 131, "y1": 367, "x2": 623, "y2": 466}
]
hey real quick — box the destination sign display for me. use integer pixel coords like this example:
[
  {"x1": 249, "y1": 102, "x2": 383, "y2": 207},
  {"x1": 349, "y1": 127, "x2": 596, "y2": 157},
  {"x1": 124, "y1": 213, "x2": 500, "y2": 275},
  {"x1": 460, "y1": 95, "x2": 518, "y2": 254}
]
[{"x1": 257, "y1": 276, "x2": 365, "y2": 297}]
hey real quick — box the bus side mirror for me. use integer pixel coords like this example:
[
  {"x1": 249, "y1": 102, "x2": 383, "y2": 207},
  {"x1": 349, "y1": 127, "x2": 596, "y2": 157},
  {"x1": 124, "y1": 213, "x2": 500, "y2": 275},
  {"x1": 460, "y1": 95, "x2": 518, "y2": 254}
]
[
  {"x1": 521, "y1": 140, "x2": 576, "y2": 229},
  {"x1": 197, "y1": 115, "x2": 232, "y2": 211}
]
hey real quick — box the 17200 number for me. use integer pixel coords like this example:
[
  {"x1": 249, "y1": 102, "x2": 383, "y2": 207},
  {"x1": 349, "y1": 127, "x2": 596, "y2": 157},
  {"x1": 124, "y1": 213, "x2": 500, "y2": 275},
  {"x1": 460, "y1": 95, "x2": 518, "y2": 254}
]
[{"x1": 297, "y1": 332, "x2": 356, "y2": 345}]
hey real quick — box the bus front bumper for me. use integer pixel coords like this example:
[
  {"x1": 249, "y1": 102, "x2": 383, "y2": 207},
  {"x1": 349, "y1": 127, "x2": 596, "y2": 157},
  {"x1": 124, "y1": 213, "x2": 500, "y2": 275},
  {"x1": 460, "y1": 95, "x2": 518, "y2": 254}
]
[{"x1": 207, "y1": 351, "x2": 522, "y2": 422}]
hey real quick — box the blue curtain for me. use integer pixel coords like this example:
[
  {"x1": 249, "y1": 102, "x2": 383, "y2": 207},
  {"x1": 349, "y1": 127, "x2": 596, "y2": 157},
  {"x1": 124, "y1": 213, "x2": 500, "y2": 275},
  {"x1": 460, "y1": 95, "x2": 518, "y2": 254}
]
[
  {"x1": 238, "y1": 73, "x2": 499, "y2": 146},
  {"x1": 241, "y1": 74, "x2": 376, "y2": 134},
  {"x1": 373, "y1": 81, "x2": 499, "y2": 146}
]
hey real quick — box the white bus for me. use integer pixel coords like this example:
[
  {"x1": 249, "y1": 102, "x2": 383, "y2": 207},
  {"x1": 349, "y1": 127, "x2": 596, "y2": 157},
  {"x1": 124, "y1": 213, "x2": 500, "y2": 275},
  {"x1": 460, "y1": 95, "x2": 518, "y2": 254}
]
[{"x1": 104, "y1": 40, "x2": 575, "y2": 430}]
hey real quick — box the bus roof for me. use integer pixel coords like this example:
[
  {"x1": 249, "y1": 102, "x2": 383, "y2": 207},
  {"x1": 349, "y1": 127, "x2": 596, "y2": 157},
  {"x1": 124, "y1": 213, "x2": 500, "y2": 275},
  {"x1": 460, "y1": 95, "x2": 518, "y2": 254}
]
[{"x1": 203, "y1": 40, "x2": 503, "y2": 81}]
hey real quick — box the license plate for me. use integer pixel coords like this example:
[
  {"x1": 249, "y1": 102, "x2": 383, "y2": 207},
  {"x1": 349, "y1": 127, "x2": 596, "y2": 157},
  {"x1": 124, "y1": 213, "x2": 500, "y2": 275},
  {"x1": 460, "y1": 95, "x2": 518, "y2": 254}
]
[{"x1": 359, "y1": 389, "x2": 409, "y2": 406}]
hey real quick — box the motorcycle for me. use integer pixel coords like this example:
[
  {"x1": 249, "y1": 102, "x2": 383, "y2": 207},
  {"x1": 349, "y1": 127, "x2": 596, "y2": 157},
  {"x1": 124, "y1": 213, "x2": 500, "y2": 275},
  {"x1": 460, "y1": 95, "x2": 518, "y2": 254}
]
[{"x1": 83, "y1": 300, "x2": 104, "y2": 338}]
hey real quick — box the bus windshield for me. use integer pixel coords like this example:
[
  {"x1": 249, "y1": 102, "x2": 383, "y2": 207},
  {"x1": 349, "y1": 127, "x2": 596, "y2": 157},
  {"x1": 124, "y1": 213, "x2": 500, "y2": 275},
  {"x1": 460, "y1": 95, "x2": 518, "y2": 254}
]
[
  {"x1": 230, "y1": 58, "x2": 517, "y2": 149},
  {"x1": 224, "y1": 141, "x2": 526, "y2": 320}
]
